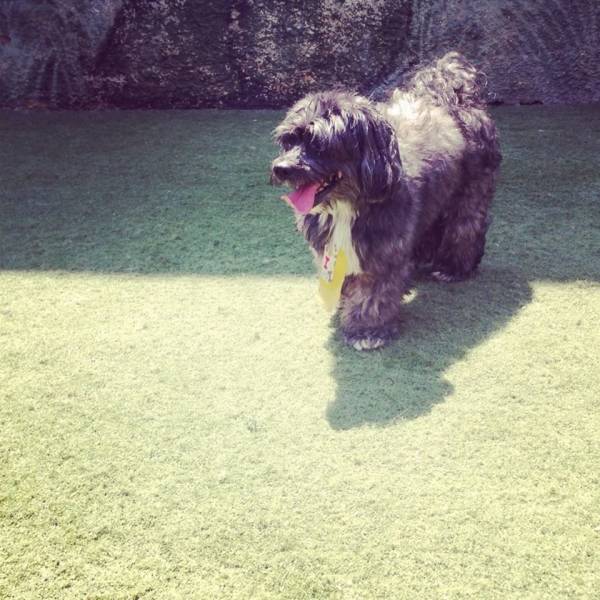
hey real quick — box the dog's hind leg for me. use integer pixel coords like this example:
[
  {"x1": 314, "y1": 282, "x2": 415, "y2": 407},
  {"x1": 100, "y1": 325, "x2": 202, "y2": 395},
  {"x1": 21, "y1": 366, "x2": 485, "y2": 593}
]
[
  {"x1": 431, "y1": 175, "x2": 495, "y2": 282},
  {"x1": 413, "y1": 216, "x2": 445, "y2": 274}
]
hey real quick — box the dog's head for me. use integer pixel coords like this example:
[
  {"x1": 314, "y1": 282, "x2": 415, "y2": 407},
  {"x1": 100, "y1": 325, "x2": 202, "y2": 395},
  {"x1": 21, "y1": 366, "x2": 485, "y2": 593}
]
[{"x1": 271, "y1": 91, "x2": 403, "y2": 213}]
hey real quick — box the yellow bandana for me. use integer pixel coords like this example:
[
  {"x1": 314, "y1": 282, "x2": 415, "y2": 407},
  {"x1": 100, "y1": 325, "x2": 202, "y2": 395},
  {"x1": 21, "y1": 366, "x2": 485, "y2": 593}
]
[{"x1": 318, "y1": 246, "x2": 348, "y2": 312}]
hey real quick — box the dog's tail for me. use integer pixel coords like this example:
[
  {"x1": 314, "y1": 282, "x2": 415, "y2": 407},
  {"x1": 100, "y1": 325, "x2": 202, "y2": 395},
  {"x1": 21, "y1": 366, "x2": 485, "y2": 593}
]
[{"x1": 407, "y1": 52, "x2": 487, "y2": 109}]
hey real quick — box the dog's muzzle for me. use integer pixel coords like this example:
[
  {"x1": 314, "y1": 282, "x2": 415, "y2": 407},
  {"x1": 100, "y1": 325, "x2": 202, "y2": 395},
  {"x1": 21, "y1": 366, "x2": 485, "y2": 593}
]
[
  {"x1": 271, "y1": 161, "x2": 294, "y2": 183},
  {"x1": 270, "y1": 156, "x2": 308, "y2": 186}
]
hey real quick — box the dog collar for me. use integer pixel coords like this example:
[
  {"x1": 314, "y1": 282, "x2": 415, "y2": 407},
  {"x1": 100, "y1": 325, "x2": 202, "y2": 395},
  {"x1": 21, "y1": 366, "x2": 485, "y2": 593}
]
[{"x1": 318, "y1": 244, "x2": 348, "y2": 312}]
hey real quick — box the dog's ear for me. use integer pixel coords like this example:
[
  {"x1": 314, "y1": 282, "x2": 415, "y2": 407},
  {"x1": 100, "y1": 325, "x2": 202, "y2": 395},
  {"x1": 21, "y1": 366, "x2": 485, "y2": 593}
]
[{"x1": 353, "y1": 112, "x2": 404, "y2": 203}]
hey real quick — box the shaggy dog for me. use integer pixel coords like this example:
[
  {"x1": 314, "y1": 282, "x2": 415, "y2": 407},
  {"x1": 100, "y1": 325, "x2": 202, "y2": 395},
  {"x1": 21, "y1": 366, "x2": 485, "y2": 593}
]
[{"x1": 271, "y1": 52, "x2": 501, "y2": 350}]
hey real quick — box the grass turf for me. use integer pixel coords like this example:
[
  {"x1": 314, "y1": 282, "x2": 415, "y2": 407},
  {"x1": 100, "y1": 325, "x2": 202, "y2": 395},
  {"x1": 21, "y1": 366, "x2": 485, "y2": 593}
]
[{"x1": 1, "y1": 106, "x2": 599, "y2": 599}]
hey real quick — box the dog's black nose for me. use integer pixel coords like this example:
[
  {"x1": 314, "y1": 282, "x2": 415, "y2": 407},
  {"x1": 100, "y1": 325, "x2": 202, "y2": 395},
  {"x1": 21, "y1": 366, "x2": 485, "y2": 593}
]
[{"x1": 272, "y1": 164, "x2": 293, "y2": 180}]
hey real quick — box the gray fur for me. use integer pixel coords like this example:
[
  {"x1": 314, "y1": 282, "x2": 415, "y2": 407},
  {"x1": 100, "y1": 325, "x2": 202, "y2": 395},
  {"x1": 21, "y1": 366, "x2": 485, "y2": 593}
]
[{"x1": 271, "y1": 52, "x2": 502, "y2": 350}]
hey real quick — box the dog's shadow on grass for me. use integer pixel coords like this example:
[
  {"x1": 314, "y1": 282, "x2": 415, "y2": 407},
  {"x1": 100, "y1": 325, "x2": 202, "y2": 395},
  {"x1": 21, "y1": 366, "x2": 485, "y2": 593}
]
[{"x1": 325, "y1": 267, "x2": 532, "y2": 430}]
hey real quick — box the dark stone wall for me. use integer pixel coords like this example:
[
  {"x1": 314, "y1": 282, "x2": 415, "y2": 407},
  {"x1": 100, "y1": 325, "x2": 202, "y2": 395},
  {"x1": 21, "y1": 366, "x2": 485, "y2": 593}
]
[
  {"x1": 1, "y1": 0, "x2": 599, "y2": 109},
  {"x1": 91, "y1": 0, "x2": 239, "y2": 108},
  {"x1": 0, "y1": 0, "x2": 122, "y2": 108}
]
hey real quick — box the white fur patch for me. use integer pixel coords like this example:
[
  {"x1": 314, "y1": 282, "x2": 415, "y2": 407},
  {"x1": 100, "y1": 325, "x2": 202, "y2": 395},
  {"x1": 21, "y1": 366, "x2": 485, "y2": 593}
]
[
  {"x1": 384, "y1": 92, "x2": 465, "y2": 178},
  {"x1": 316, "y1": 201, "x2": 362, "y2": 276},
  {"x1": 353, "y1": 337, "x2": 385, "y2": 351}
]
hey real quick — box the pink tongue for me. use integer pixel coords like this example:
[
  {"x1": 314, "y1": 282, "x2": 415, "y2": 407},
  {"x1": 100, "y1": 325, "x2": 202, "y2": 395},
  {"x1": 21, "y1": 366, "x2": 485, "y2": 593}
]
[{"x1": 285, "y1": 183, "x2": 319, "y2": 214}]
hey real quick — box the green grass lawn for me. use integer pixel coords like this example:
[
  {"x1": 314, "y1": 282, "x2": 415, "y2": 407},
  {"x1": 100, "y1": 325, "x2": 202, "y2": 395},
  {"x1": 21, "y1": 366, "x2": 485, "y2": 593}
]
[{"x1": 1, "y1": 105, "x2": 599, "y2": 599}]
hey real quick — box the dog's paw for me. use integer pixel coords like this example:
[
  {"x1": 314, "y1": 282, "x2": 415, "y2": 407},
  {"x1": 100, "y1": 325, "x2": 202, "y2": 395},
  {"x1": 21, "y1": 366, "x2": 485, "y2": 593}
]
[
  {"x1": 431, "y1": 270, "x2": 462, "y2": 283},
  {"x1": 352, "y1": 337, "x2": 386, "y2": 351},
  {"x1": 343, "y1": 331, "x2": 389, "y2": 351}
]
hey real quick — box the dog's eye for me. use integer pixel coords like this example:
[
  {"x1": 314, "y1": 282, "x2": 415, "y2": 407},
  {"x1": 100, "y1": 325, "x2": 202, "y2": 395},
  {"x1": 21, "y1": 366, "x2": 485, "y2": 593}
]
[
  {"x1": 279, "y1": 132, "x2": 300, "y2": 150},
  {"x1": 306, "y1": 136, "x2": 326, "y2": 155}
]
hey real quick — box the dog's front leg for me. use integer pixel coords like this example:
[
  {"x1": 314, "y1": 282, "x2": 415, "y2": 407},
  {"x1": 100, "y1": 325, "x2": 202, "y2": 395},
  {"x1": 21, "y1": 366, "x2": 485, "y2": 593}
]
[{"x1": 340, "y1": 264, "x2": 411, "y2": 351}]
